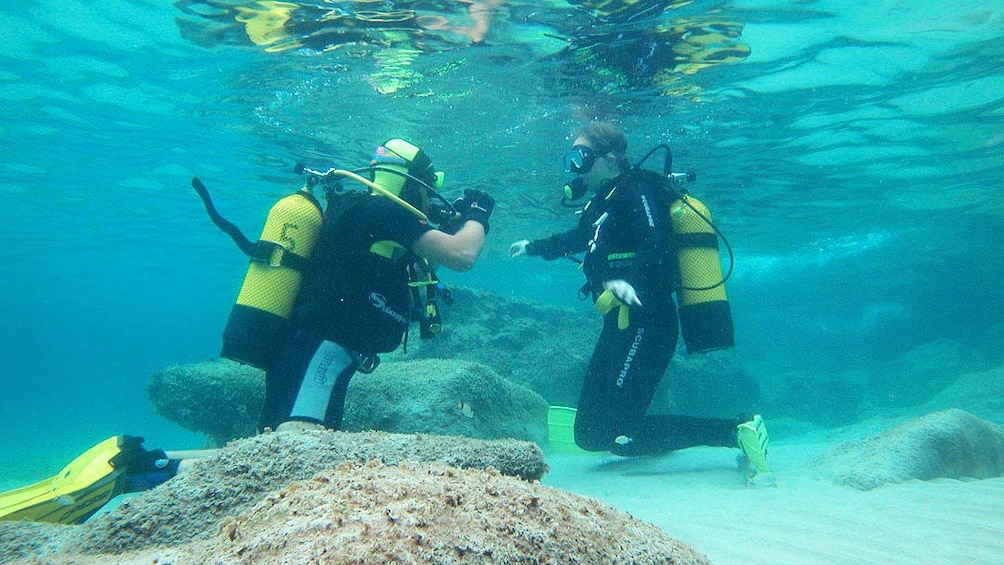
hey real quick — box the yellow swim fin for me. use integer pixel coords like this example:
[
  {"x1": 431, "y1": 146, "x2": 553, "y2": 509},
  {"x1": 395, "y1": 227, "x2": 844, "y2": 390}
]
[{"x1": 0, "y1": 435, "x2": 144, "y2": 525}]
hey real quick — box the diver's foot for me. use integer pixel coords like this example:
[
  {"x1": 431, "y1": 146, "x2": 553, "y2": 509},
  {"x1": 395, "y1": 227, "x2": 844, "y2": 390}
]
[{"x1": 737, "y1": 414, "x2": 773, "y2": 483}]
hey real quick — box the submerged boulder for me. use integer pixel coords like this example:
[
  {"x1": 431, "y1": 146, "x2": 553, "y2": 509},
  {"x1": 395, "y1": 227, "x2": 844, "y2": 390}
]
[
  {"x1": 397, "y1": 286, "x2": 598, "y2": 406},
  {"x1": 166, "y1": 461, "x2": 710, "y2": 565},
  {"x1": 149, "y1": 357, "x2": 548, "y2": 446},
  {"x1": 344, "y1": 359, "x2": 549, "y2": 445},
  {"x1": 2, "y1": 430, "x2": 547, "y2": 562},
  {"x1": 65, "y1": 430, "x2": 548, "y2": 556},
  {"x1": 148, "y1": 358, "x2": 263, "y2": 445},
  {"x1": 811, "y1": 409, "x2": 1004, "y2": 490},
  {"x1": 1, "y1": 432, "x2": 710, "y2": 565}
]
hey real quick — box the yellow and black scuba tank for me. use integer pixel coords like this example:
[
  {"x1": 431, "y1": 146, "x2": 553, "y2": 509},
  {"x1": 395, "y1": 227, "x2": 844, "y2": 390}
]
[
  {"x1": 223, "y1": 189, "x2": 324, "y2": 369},
  {"x1": 669, "y1": 191, "x2": 735, "y2": 353},
  {"x1": 192, "y1": 177, "x2": 324, "y2": 370},
  {"x1": 635, "y1": 144, "x2": 736, "y2": 353}
]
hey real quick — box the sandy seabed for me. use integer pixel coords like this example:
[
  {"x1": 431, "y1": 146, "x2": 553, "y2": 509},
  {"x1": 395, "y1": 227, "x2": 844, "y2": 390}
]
[
  {"x1": 3, "y1": 416, "x2": 1004, "y2": 564},
  {"x1": 544, "y1": 428, "x2": 1004, "y2": 565}
]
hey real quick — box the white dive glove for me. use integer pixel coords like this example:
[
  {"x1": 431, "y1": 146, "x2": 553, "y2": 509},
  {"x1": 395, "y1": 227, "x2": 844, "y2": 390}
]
[
  {"x1": 508, "y1": 239, "x2": 530, "y2": 257},
  {"x1": 603, "y1": 279, "x2": 642, "y2": 306}
]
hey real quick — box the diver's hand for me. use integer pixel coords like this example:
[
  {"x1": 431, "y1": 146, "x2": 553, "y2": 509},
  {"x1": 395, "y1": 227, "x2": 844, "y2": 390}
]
[
  {"x1": 509, "y1": 239, "x2": 530, "y2": 257},
  {"x1": 456, "y1": 189, "x2": 495, "y2": 234},
  {"x1": 603, "y1": 279, "x2": 642, "y2": 306}
]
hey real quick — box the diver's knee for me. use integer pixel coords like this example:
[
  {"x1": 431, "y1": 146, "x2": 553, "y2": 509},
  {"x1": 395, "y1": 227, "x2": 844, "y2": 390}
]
[
  {"x1": 572, "y1": 426, "x2": 612, "y2": 452},
  {"x1": 288, "y1": 340, "x2": 355, "y2": 424}
]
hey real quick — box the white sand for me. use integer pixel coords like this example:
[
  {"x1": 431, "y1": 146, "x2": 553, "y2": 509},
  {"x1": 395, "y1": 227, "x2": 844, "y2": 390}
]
[{"x1": 543, "y1": 435, "x2": 1004, "y2": 565}]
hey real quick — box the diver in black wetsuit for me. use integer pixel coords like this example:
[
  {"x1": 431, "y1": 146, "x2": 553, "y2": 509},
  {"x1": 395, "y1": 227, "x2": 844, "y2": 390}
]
[
  {"x1": 510, "y1": 123, "x2": 769, "y2": 471},
  {"x1": 260, "y1": 139, "x2": 495, "y2": 432}
]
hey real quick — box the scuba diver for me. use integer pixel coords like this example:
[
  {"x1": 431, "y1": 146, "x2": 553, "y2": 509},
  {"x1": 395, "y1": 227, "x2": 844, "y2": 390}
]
[
  {"x1": 255, "y1": 138, "x2": 494, "y2": 432},
  {"x1": 0, "y1": 138, "x2": 496, "y2": 525},
  {"x1": 508, "y1": 122, "x2": 770, "y2": 481}
]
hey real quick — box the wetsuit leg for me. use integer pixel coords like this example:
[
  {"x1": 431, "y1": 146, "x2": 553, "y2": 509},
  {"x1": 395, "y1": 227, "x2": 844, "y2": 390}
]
[
  {"x1": 259, "y1": 335, "x2": 358, "y2": 431},
  {"x1": 574, "y1": 307, "x2": 675, "y2": 452},
  {"x1": 574, "y1": 306, "x2": 739, "y2": 456},
  {"x1": 260, "y1": 335, "x2": 320, "y2": 431}
]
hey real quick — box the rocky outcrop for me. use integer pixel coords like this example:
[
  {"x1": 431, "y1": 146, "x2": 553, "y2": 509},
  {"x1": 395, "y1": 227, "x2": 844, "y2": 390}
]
[
  {"x1": 1, "y1": 431, "x2": 709, "y2": 565},
  {"x1": 150, "y1": 357, "x2": 548, "y2": 446},
  {"x1": 811, "y1": 409, "x2": 1004, "y2": 490},
  {"x1": 148, "y1": 358, "x2": 263, "y2": 445},
  {"x1": 344, "y1": 359, "x2": 549, "y2": 445}
]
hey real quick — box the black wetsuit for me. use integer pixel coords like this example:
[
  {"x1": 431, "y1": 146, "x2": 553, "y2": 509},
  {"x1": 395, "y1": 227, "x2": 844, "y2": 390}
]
[
  {"x1": 527, "y1": 169, "x2": 736, "y2": 456},
  {"x1": 258, "y1": 196, "x2": 433, "y2": 430}
]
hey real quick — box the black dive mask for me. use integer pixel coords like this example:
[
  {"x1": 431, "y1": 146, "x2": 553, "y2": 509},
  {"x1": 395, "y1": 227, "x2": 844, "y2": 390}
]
[{"x1": 563, "y1": 145, "x2": 596, "y2": 174}]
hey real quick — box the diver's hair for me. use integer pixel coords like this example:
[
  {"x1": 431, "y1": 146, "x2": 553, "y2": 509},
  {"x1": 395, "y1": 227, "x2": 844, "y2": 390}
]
[{"x1": 575, "y1": 122, "x2": 631, "y2": 173}]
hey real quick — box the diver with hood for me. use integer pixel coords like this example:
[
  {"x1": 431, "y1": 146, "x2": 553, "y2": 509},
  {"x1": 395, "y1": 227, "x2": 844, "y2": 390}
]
[{"x1": 250, "y1": 138, "x2": 495, "y2": 432}]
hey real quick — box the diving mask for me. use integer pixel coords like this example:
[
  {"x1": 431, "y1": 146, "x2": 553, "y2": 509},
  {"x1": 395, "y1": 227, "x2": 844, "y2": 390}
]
[{"x1": 563, "y1": 145, "x2": 596, "y2": 174}]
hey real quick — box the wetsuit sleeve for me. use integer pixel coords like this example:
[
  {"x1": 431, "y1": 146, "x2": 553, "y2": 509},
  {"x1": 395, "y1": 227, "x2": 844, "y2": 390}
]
[
  {"x1": 624, "y1": 173, "x2": 673, "y2": 302},
  {"x1": 525, "y1": 209, "x2": 596, "y2": 260}
]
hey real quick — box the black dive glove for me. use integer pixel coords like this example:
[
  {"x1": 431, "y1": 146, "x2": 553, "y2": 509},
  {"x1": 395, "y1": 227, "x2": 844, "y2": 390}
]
[{"x1": 453, "y1": 189, "x2": 495, "y2": 234}]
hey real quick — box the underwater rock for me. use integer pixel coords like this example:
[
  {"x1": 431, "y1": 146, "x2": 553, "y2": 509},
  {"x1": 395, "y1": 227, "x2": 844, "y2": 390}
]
[
  {"x1": 150, "y1": 356, "x2": 547, "y2": 446},
  {"x1": 149, "y1": 358, "x2": 264, "y2": 445},
  {"x1": 919, "y1": 367, "x2": 1004, "y2": 422},
  {"x1": 0, "y1": 520, "x2": 68, "y2": 563},
  {"x1": 5, "y1": 460, "x2": 708, "y2": 565},
  {"x1": 0, "y1": 430, "x2": 548, "y2": 561},
  {"x1": 397, "y1": 286, "x2": 599, "y2": 405},
  {"x1": 868, "y1": 338, "x2": 968, "y2": 407},
  {"x1": 759, "y1": 370, "x2": 864, "y2": 426},
  {"x1": 811, "y1": 409, "x2": 1004, "y2": 490},
  {"x1": 344, "y1": 359, "x2": 549, "y2": 446},
  {"x1": 658, "y1": 348, "x2": 762, "y2": 419}
]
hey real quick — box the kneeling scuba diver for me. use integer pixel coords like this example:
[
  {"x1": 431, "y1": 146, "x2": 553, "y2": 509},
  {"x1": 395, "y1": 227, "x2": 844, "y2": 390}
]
[
  {"x1": 509, "y1": 124, "x2": 767, "y2": 481},
  {"x1": 195, "y1": 138, "x2": 494, "y2": 432}
]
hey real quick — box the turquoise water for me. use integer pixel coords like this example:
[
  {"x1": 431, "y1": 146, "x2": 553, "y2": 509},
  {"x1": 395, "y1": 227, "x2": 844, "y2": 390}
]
[{"x1": 1, "y1": 0, "x2": 1002, "y2": 485}]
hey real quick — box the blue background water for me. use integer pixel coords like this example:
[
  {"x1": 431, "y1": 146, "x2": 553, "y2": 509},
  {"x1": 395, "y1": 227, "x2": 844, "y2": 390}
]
[{"x1": 1, "y1": 0, "x2": 1001, "y2": 484}]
